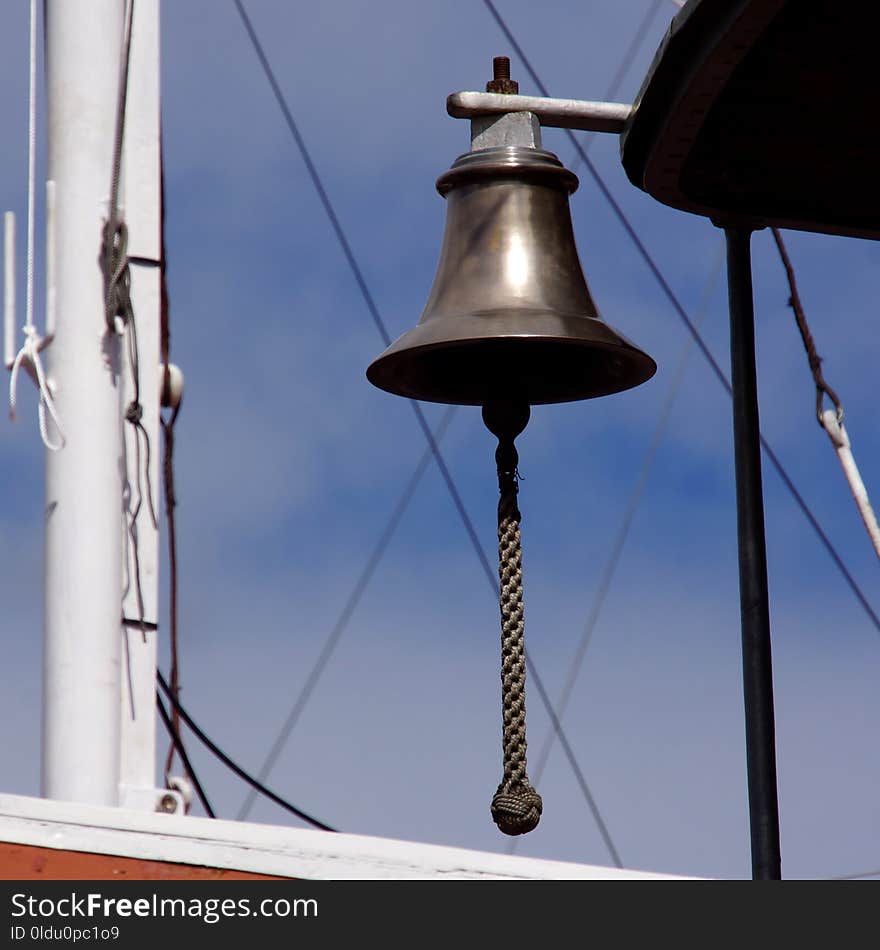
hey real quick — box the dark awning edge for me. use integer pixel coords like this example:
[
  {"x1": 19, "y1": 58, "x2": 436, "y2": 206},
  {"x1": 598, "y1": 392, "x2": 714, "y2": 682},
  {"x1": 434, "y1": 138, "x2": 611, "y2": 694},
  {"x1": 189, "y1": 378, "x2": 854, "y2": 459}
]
[{"x1": 620, "y1": 0, "x2": 880, "y2": 241}]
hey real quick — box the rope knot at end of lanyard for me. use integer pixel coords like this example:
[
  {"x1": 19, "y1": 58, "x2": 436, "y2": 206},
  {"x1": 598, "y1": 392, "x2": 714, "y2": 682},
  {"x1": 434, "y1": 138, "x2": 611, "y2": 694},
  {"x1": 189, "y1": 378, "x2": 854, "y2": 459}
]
[{"x1": 491, "y1": 783, "x2": 543, "y2": 836}]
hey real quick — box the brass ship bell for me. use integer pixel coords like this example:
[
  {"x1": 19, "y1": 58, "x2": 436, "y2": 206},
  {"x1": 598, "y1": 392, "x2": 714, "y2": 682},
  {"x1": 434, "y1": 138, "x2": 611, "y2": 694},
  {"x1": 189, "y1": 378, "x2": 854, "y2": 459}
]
[
  {"x1": 366, "y1": 65, "x2": 654, "y2": 405},
  {"x1": 367, "y1": 58, "x2": 656, "y2": 836}
]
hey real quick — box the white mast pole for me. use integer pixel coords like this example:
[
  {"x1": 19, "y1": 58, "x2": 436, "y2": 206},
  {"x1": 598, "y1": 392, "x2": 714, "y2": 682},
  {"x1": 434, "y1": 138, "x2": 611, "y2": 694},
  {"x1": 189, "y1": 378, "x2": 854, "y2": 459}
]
[
  {"x1": 42, "y1": 0, "x2": 127, "y2": 806},
  {"x1": 119, "y1": 0, "x2": 165, "y2": 811}
]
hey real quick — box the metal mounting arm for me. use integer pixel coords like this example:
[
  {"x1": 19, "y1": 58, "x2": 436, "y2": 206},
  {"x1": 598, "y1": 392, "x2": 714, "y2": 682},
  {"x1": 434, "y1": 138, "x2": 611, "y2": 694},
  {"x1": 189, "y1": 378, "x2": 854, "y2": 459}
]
[{"x1": 447, "y1": 91, "x2": 632, "y2": 135}]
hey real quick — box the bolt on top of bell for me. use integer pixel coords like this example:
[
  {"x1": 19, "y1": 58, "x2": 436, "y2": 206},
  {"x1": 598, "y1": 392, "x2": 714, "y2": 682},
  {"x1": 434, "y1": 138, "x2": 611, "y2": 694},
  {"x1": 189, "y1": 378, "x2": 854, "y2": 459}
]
[{"x1": 366, "y1": 57, "x2": 656, "y2": 408}]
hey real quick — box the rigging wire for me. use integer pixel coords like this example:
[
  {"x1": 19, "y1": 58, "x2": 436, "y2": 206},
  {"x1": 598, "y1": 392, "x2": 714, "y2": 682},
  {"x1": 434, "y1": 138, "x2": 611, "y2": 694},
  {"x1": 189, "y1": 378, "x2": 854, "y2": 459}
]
[
  {"x1": 510, "y1": 0, "x2": 668, "y2": 858},
  {"x1": 568, "y1": 0, "x2": 665, "y2": 171},
  {"x1": 230, "y1": 3, "x2": 492, "y2": 602},
  {"x1": 156, "y1": 693, "x2": 215, "y2": 818},
  {"x1": 231, "y1": 0, "x2": 612, "y2": 842},
  {"x1": 770, "y1": 228, "x2": 842, "y2": 426},
  {"x1": 232, "y1": 0, "x2": 389, "y2": 349},
  {"x1": 508, "y1": 242, "x2": 726, "y2": 855},
  {"x1": 157, "y1": 671, "x2": 337, "y2": 832},
  {"x1": 237, "y1": 406, "x2": 457, "y2": 821},
  {"x1": 526, "y1": 654, "x2": 622, "y2": 865},
  {"x1": 157, "y1": 144, "x2": 189, "y2": 785},
  {"x1": 770, "y1": 227, "x2": 880, "y2": 562},
  {"x1": 480, "y1": 0, "x2": 880, "y2": 637}
]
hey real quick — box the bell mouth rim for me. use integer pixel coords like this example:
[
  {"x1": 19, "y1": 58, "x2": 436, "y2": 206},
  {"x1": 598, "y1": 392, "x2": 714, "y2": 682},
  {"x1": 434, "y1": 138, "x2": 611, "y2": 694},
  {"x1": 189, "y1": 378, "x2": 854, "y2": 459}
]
[{"x1": 367, "y1": 318, "x2": 657, "y2": 406}]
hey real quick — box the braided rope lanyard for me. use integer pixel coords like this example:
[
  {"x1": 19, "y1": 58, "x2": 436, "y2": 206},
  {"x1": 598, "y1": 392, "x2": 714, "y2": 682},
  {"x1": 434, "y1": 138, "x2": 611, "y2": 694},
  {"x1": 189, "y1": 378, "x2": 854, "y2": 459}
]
[{"x1": 482, "y1": 400, "x2": 542, "y2": 835}]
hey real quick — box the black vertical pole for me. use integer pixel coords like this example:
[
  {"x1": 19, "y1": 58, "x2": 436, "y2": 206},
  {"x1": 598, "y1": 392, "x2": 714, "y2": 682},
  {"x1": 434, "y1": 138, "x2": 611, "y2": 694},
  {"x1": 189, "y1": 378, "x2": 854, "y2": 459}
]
[{"x1": 725, "y1": 226, "x2": 782, "y2": 881}]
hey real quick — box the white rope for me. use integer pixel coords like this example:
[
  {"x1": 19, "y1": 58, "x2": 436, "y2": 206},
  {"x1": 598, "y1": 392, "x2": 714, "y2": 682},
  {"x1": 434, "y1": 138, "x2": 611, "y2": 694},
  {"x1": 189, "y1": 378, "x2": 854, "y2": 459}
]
[
  {"x1": 9, "y1": 326, "x2": 64, "y2": 450},
  {"x1": 8, "y1": 0, "x2": 64, "y2": 451},
  {"x1": 821, "y1": 409, "x2": 880, "y2": 562}
]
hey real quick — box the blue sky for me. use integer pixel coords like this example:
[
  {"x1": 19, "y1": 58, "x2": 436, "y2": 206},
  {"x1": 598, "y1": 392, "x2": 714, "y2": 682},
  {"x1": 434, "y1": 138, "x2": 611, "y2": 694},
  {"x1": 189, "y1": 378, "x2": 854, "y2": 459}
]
[{"x1": 1, "y1": 0, "x2": 880, "y2": 880}]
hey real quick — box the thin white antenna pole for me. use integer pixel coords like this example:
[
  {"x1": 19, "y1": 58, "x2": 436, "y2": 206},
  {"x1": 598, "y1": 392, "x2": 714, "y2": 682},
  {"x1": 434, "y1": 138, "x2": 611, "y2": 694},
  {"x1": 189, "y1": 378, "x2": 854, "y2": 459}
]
[
  {"x1": 44, "y1": 181, "x2": 56, "y2": 342},
  {"x1": 25, "y1": 0, "x2": 37, "y2": 340},
  {"x1": 42, "y1": 0, "x2": 126, "y2": 806},
  {"x1": 3, "y1": 213, "x2": 14, "y2": 369},
  {"x1": 118, "y1": 0, "x2": 164, "y2": 810}
]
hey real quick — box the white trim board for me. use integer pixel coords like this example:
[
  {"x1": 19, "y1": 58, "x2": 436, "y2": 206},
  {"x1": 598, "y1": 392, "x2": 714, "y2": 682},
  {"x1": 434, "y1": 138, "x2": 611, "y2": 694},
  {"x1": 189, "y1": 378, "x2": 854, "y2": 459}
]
[{"x1": 0, "y1": 793, "x2": 698, "y2": 880}]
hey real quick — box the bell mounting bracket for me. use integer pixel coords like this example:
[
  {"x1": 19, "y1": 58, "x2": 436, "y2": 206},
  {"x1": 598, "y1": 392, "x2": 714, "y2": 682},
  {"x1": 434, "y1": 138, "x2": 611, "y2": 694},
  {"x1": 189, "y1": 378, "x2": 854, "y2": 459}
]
[{"x1": 447, "y1": 91, "x2": 632, "y2": 135}]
